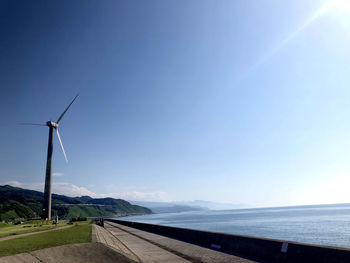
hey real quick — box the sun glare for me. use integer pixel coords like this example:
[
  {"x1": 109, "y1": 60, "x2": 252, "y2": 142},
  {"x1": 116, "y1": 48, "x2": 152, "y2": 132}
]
[
  {"x1": 333, "y1": 0, "x2": 350, "y2": 10},
  {"x1": 317, "y1": 0, "x2": 350, "y2": 33},
  {"x1": 328, "y1": 0, "x2": 350, "y2": 15}
]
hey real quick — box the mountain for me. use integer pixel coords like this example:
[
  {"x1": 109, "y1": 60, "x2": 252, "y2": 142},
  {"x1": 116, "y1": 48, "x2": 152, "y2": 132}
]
[
  {"x1": 149, "y1": 205, "x2": 205, "y2": 214},
  {"x1": 0, "y1": 185, "x2": 152, "y2": 221},
  {"x1": 129, "y1": 201, "x2": 206, "y2": 213},
  {"x1": 129, "y1": 200, "x2": 249, "y2": 212},
  {"x1": 174, "y1": 200, "x2": 250, "y2": 210}
]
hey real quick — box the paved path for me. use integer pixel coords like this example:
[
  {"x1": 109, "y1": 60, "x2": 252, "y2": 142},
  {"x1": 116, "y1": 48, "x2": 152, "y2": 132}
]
[
  {"x1": 0, "y1": 223, "x2": 256, "y2": 262},
  {"x1": 94, "y1": 223, "x2": 189, "y2": 262},
  {"x1": 0, "y1": 224, "x2": 136, "y2": 263},
  {"x1": 93, "y1": 224, "x2": 140, "y2": 262},
  {"x1": 0, "y1": 225, "x2": 73, "y2": 242},
  {"x1": 0, "y1": 243, "x2": 135, "y2": 263},
  {"x1": 101, "y1": 221, "x2": 256, "y2": 263}
]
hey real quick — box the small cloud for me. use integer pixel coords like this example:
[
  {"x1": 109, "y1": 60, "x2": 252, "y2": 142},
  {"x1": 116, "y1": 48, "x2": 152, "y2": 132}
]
[
  {"x1": 97, "y1": 191, "x2": 168, "y2": 202},
  {"x1": 0, "y1": 181, "x2": 94, "y2": 197},
  {"x1": 53, "y1": 182, "x2": 96, "y2": 197},
  {"x1": 2, "y1": 181, "x2": 23, "y2": 187},
  {"x1": 53, "y1": 173, "x2": 64, "y2": 177},
  {"x1": 0, "y1": 181, "x2": 168, "y2": 201},
  {"x1": 1, "y1": 181, "x2": 44, "y2": 192}
]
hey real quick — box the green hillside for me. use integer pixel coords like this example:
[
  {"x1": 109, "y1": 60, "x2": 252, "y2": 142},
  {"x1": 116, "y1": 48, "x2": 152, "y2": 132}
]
[{"x1": 0, "y1": 185, "x2": 152, "y2": 221}]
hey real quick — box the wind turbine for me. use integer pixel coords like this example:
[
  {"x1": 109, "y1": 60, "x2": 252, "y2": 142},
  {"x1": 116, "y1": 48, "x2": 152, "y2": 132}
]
[{"x1": 21, "y1": 94, "x2": 78, "y2": 220}]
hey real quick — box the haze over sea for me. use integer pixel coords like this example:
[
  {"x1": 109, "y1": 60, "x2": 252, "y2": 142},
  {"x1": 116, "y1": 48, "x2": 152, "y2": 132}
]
[{"x1": 117, "y1": 203, "x2": 350, "y2": 249}]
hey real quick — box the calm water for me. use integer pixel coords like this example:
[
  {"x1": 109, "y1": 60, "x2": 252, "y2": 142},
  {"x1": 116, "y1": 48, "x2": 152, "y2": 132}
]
[{"x1": 116, "y1": 203, "x2": 350, "y2": 248}]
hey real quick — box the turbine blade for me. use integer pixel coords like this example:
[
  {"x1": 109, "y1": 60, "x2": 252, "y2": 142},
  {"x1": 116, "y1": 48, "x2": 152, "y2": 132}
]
[
  {"x1": 56, "y1": 94, "x2": 79, "y2": 124},
  {"x1": 19, "y1": 123, "x2": 46, "y2": 126},
  {"x1": 56, "y1": 129, "x2": 68, "y2": 163}
]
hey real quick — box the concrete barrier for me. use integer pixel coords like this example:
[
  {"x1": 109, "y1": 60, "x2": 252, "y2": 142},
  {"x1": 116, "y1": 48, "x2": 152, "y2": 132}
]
[{"x1": 106, "y1": 219, "x2": 350, "y2": 263}]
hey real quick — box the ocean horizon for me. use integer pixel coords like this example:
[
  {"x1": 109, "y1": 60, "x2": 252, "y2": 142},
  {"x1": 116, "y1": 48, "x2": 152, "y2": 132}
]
[{"x1": 115, "y1": 203, "x2": 350, "y2": 249}]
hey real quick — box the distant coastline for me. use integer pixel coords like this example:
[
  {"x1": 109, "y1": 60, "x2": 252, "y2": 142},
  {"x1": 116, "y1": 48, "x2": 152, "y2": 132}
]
[
  {"x1": 114, "y1": 202, "x2": 350, "y2": 249},
  {"x1": 0, "y1": 185, "x2": 151, "y2": 222}
]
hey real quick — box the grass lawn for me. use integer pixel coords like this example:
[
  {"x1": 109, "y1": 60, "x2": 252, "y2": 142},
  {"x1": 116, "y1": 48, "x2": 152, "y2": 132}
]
[
  {"x1": 0, "y1": 223, "x2": 91, "y2": 257},
  {"x1": 0, "y1": 221, "x2": 69, "y2": 238}
]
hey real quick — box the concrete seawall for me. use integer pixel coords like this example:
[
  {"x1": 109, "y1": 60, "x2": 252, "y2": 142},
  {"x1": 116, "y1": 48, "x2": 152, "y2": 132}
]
[{"x1": 107, "y1": 219, "x2": 350, "y2": 263}]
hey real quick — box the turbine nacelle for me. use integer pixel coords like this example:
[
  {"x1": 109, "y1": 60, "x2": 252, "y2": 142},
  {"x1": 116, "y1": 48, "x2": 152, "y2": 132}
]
[
  {"x1": 21, "y1": 94, "x2": 78, "y2": 220},
  {"x1": 46, "y1": 121, "x2": 58, "y2": 128}
]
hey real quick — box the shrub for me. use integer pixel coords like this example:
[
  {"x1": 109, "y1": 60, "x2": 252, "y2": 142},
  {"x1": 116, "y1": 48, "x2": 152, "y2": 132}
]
[{"x1": 70, "y1": 216, "x2": 87, "y2": 222}]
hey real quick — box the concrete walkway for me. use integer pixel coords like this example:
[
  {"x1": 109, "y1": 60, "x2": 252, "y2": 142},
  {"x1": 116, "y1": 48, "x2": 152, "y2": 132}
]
[
  {"x1": 93, "y1": 224, "x2": 140, "y2": 262},
  {"x1": 101, "y1": 221, "x2": 256, "y2": 263},
  {"x1": 0, "y1": 243, "x2": 136, "y2": 263},
  {"x1": 0, "y1": 223, "x2": 256, "y2": 262},
  {"x1": 0, "y1": 224, "x2": 136, "y2": 263},
  {"x1": 94, "y1": 223, "x2": 189, "y2": 262}
]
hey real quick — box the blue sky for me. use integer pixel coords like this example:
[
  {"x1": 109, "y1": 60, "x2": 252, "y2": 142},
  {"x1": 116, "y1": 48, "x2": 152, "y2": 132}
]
[{"x1": 2, "y1": 0, "x2": 350, "y2": 207}]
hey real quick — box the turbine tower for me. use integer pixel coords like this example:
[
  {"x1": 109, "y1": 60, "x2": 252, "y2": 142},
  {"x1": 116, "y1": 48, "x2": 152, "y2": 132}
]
[{"x1": 21, "y1": 94, "x2": 78, "y2": 220}]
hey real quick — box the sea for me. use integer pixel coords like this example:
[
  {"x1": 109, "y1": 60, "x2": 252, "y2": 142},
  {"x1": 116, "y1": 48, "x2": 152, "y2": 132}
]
[{"x1": 115, "y1": 203, "x2": 350, "y2": 249}]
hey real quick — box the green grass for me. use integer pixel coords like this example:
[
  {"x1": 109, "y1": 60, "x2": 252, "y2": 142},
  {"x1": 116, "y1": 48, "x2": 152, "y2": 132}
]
[
  {"x1": 21, "y1": 220, "x2": 46, "y2": 225},
  {"x1": 0, "y1": 224, "x2": 91, "y2": 257},
  {"x1": 0, "y1": 221, "x2": 69, "y2": 238},
  {"x1": 66, "y1": 205, "x2": 114, "y2": 218}
]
